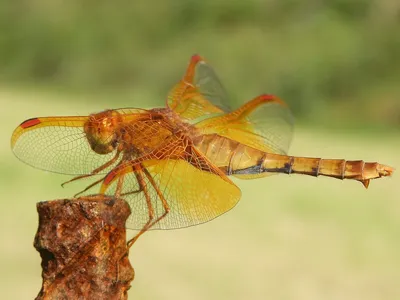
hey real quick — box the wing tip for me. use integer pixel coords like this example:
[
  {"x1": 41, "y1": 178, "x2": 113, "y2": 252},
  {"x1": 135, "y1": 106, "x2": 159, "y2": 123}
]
[
  {"x1": 259, "y1": 94, "x2": 288, "y2": 107},
  {"x1": 11, "y1": 118, "x2": 42, "y2": 149},
  {"x1": 20, "y1": 117, "x2": 41, "y2": 129},
  {"x1": 191, "y1": 54, "x2": 204, "y2": 64}
]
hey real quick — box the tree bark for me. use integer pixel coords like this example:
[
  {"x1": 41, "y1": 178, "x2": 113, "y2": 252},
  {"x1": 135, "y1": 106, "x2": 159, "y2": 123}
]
[{"x1": 34, "y1": 195, "x2": 134, "y2": 300}]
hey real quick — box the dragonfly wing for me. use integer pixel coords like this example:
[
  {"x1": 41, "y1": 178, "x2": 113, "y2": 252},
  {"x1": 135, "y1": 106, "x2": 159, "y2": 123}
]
[
  {"x1": 167, "y1": 55, "x2": 231, "y2": 121},
  {"x1": 196, "y1": 94, "x2": 294, "y2": 155},
  {"x1": 11, "y1": 108, "x2": 151, "y2": 175},
  {"x1": 132, "y1": 159, "x2": 240, "y2": 230},
  {"x1": 11, "y1": 115, "x2": 121, "y2": 175},
  {"x1": 98, "y1": 143, "x2": 241, "y2": 230}
]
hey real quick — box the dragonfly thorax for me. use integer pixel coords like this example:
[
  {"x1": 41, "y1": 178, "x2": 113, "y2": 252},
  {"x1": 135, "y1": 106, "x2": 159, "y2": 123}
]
[{"x1": 84, "y1": 110, "x2": 122, "y2": 154}]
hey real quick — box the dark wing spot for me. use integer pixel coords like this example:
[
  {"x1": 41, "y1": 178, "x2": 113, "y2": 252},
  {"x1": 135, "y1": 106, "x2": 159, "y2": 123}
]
[{"x1": 20, "y1": 118, "x2": 41, "y2": 129}]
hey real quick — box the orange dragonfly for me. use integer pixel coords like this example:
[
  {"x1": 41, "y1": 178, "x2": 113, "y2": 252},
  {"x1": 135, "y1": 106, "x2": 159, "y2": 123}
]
[{"x1": 11, "y1": 54, "x2": 394, "y2": 247}]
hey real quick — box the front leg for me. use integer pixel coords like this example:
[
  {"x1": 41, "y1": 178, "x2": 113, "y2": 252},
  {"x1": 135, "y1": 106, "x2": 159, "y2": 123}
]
[{"x1": 61, "y1": 150, "x2": 121, "y2": 188}]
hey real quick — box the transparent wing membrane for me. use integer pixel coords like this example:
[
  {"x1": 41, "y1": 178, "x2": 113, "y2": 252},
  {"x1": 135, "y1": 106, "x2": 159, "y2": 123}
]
[
  {"x1": 197, "y1": 94, "x2": 294, "y2": 155},
  {"x1": 11, "y1": 109, "x2": 158, "y2": 176},
  {"x1": 168, "y1": 56, "x2": 294, "y2": 154},
  {"x1": 11, "y1": 116, "x2": 121, "y2": 175},
  {"x1": 167, "y1": 55, "x2": 231, "y2": 120},
  {"x1": 239, "y1": 96, "x2": 294, "y2": 154},
  {"x1": 193, "y1": 56, "x2": 231, "y2": 112},
  {"x1": 90, "y1": 154, "x2": 241, "y2": 230}
]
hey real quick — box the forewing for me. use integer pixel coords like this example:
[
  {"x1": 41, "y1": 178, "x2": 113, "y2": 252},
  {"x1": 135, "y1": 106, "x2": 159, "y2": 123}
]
[
  {"x1": 11, "y1": 116, "x2": 120, "y2": 175},
  {"x1": 167, "y1": 55, "x2": 231, "y2": 121}
]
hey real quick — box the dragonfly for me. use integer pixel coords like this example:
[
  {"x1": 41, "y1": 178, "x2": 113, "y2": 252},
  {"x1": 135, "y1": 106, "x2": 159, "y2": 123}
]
[{"x1": 11, "y1": 54, "x2": 394, "y2": 247}]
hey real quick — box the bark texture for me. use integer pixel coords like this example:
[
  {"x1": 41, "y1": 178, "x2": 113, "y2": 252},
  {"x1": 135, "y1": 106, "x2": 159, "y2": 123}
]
[{"x1": 34, "y1": 196, "x2": 134, "y2": 300}]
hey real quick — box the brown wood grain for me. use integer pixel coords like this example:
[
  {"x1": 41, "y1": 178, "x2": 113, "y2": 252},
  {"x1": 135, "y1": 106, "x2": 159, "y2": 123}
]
[{"x1": 34, "y1": 196, "x2": 134, "y2": 300}]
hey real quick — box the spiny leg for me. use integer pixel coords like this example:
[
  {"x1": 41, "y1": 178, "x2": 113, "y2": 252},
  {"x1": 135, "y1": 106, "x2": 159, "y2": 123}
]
[
  {"x1": 61, "y1": 150, "x2": 121, "y2": 188},
  {"x1": 74, "y1": 158, "x2": 125, "y2": 197},
  {"x1": 126, "y1": 166, "x2": 155, "y2": 248},
  {"x1": 127, "y1": 167, "x2": 170, "y2": 249},
  {"x1": 73, "y1": 176, "x2": 106, "y2": 197},
  {"x1": 120, "y1": 186, "x2": 143, "y2": 197},
  {"x1": 115, "y1": 172, "x2": 126, "y2": 198},
  {"x1": 115, "y1": 166, "x2": 154, "y2": 281},
  {"x1": 98, "y1": 156, "x2": 170, "y2": 248},
  {"x1": 114, "y1": 172, "x2": 144, "y2": 197}
]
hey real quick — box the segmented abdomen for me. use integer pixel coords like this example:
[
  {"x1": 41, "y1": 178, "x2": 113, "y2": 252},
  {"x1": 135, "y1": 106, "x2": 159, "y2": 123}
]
[{"x1": 194, "y1": 134, "x2": 394, "y2": 187}]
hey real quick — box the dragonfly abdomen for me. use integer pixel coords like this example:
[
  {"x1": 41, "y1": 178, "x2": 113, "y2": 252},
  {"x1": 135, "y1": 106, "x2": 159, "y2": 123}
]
[
  {"x1": 229, "y1": 152, "x2": 393, "y2": 188},
  {"x1": 195, "y1": 134, "x2": 393, "y2": 187}
]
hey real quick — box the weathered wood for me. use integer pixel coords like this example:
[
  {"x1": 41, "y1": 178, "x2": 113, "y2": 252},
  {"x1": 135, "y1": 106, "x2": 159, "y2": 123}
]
[{"x1": 34, "y1": 196, "x2": 134, "y2": 300}]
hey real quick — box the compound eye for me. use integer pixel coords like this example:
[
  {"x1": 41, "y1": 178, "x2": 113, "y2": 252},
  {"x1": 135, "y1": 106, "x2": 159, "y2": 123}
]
[{"x1": 84, "y1": 111, "x2": 120, "y2": 154}]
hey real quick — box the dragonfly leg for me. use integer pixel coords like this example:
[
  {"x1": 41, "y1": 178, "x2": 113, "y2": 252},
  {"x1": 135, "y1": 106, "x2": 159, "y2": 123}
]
[
  {"x1": 120, "y1": 186, "x2": 143, "y2": 197},
  {"x1": 121, "y1": 190, "x2": 141, "y2": 196},
  {"x1": 115, "y1": 166, "x2": 154, "y2": 281},
  {"x1": 99, "y1": 157, "x2": 170, "y2": 247},
  {"x1": 125, "y1": 168, "x2": 155, "y2": 249},
  {"x1": 73, "y1": 176, "x2": 106, "y2": 197},
  {"x1": 61, "y1": 150, "x2": 121, "y2": 187},
  {"x1": 126, "y1": 167, "x2": 170, "y2": 249},
  {"x1": 114, "y1": 173, "x2": 126, "y2": 198}
]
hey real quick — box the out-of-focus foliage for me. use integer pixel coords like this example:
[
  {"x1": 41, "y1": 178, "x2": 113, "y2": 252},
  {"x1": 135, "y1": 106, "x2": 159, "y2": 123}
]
[
  {"x1": 0, "y1": 0, "x2": 399, "y2": 127},
  {"x1": 2, "y1": 3, "x2": 399, "y2": 299}
]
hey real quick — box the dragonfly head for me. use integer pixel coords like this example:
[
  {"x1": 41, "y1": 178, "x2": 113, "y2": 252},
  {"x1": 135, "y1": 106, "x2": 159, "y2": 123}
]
[{"x1": 84, "y1": 110, "x2": 122, "y2": 154}]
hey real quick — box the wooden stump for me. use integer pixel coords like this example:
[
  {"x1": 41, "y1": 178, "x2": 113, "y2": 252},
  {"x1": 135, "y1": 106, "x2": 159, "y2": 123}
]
[{"x1": 34, "y1": 196, "x2": 134, "y2": 300}]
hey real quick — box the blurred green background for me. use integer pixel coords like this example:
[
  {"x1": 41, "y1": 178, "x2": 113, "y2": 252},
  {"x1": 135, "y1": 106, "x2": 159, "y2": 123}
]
[{"x1": 0, "y1": 1, "x2": 399, "y2": 299}]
